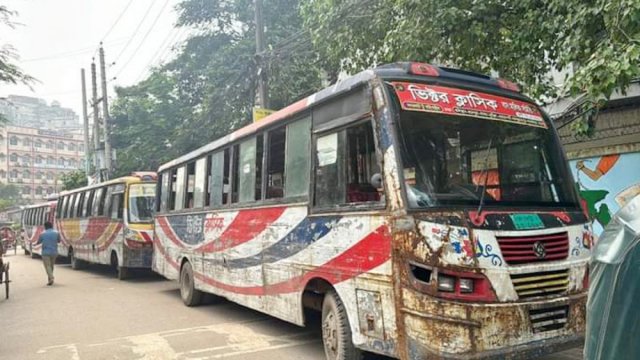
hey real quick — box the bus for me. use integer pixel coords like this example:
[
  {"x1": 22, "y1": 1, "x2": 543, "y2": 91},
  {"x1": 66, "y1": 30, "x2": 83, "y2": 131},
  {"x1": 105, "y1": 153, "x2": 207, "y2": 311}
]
[
  {"x1": 22, "y1": 201, "x2": 57, "y2": 257},
  {"x1": 56, "y1": 173, "x2": 156, "y2": 279},
  {"x1": 152, "y1": 62, "x2": 590, "y2": 360}
]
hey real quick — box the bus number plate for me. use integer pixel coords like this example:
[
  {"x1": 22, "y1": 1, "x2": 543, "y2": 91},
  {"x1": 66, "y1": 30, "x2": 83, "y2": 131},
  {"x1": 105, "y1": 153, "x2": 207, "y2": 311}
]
[{"x1": 510, "y1": 214, "x2": 544, "y2": 230}]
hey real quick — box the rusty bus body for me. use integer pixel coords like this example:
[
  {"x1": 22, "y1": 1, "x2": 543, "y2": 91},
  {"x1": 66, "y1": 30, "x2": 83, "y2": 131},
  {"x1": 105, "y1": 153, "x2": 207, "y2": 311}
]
[{"x1": 153, "y1": 62, "x2": 589, "y2": 359}]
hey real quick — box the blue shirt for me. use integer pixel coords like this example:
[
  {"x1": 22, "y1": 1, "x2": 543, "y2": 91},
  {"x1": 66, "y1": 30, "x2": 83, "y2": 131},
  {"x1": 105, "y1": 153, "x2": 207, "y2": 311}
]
[{"x1": 38, "y1": 229, "x2": 60, "y2": 256}]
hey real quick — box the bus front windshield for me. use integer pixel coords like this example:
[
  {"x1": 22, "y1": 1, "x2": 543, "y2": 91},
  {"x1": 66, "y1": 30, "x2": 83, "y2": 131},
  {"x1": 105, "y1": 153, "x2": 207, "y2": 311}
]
[
  {"x1": 128, "y1": 183, "x2": 156, "y2": 223},
  {"x1": 391, "y1": 85, "x2": 578, "y2": 209}
]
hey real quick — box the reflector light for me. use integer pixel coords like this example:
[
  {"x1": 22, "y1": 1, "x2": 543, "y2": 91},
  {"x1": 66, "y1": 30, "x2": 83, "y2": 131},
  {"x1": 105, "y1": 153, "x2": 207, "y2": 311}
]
[
  {"x1": 497, "y1": 78, "x2": 521, "y2": 92},
  {"x1": 409, "y1": 63, "x2": 440, "y2": 77}
]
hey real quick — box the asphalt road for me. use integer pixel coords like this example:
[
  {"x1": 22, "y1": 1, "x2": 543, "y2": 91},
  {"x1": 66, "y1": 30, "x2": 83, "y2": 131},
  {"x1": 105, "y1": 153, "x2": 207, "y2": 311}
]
[{"x1": 0, "y1": 253, "x2": 582, "y2": 360}]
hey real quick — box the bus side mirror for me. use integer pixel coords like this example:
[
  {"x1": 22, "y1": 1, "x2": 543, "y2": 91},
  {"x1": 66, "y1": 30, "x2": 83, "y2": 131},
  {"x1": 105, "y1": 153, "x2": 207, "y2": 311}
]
[{"x1": 371, "y1": 173, "x2": 383, "y2": 189}]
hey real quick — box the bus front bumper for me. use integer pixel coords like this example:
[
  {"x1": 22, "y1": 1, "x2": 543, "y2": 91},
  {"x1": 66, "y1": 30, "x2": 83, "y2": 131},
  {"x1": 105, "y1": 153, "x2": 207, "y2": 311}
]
[{"x1": 400, "y1": 290, "x2": 586, "y2": 359}]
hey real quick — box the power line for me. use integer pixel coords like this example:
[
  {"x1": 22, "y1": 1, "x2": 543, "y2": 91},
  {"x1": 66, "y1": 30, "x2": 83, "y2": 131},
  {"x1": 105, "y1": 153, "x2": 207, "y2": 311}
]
[
  {"x1": 112, "y1": 0, "x2": 157, "y2": 65},
  {"x1": 21, "y1": 37, "x2": 128, "y2": 63},
  {"x1": 134, "y1": 26, "x2": 187, "y2": 83},
  {"x1": 101, "y1": 0, "x2": 135, "y2": 41},
  {"x1": 113, "y1": 0, "x2": 171, "y2": 79}
]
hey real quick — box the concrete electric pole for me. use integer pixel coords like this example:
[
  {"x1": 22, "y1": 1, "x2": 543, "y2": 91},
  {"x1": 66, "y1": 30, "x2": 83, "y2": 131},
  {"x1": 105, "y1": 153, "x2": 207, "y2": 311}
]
[
  {"x1": 90, "y1": 61, "x2": 101, "y2": 180},
  {"x1": 99, "y1": 44, "x2": 112, "y2": 178},
  {"x1": 255, "y1": 0, "x2": 268, "y2": 109},
  {"x1": 80, "y1": 69, "x2": 90, "y2": 175}
]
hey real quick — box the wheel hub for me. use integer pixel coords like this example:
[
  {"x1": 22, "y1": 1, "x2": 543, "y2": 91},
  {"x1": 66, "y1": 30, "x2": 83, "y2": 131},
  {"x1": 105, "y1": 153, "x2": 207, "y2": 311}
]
[{"x1": 323, "y1": 312, "x2": 338, "y2": 356}]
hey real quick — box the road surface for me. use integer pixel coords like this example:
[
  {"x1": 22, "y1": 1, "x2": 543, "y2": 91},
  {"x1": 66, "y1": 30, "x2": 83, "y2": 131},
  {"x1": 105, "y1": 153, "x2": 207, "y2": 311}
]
[{"x1": 0, "y1": 253, "x2": 583, "y2": 360}]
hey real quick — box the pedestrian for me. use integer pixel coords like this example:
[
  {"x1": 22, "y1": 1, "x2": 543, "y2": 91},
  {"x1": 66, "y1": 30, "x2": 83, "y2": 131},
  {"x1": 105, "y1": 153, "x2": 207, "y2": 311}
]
[{"x1": 36, "y1": 221, "x2": 60, "y2": 286}]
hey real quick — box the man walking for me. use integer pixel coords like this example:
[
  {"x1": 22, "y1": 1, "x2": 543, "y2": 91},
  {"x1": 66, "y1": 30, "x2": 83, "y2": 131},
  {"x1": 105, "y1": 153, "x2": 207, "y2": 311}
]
[{"x1": 37, "y1": 222, "x2": 60, "y2": 286}]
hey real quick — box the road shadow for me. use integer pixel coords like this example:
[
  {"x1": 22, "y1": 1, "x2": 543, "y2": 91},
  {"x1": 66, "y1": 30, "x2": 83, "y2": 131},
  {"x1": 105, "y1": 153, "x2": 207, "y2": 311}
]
[{"x1": 57, "y1": 262, "x2": 166, "y2": 283}]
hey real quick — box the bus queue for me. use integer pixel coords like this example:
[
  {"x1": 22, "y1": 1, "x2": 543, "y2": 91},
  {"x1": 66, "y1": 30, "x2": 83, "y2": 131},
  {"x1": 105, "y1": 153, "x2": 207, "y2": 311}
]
[{"x1": 12, "y1": 62, "x2": 591, "y2": 360}]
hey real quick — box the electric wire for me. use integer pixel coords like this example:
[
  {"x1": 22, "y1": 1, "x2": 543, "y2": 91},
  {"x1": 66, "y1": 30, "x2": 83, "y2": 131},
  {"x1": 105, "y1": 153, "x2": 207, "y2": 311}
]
[
  {"x1": 101, "y1": 0, "x2": 135, "y2": 42},
  {"x1": 111, "y1": 0, "x2": 157, "y2": 65}
]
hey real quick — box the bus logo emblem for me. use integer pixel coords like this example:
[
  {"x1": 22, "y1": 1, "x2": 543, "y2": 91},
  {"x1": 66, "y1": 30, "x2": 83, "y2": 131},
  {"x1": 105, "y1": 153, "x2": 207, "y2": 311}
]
[{"x1": 533, "y1": 241, "x2": 546, "y2": 259}]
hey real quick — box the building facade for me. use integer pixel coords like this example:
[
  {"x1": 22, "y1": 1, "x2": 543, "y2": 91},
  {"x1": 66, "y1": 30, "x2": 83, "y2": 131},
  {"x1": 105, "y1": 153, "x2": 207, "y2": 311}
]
[
  {"x1": 0, "y1": 126, "x2": 86, "y2": 201},
  {"x1": 0, "y1": 95, "x2": 81, "y2": 130}
]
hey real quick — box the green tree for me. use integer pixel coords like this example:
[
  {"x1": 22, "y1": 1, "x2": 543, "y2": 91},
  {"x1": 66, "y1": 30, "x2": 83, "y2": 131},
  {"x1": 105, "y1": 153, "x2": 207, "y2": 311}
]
[
  {"x1": 301, "y1": 0, "x2": 640, "y2": 104},
  {"x1": 0, "y1": 183, "x2": 22, "y2": 210},
  {"x1": 0, "y1": 6, "x2": 34, "y2": 86},
  {"x1": 110, "y1": 0, "x2": 325, "y2": 171},
  {"x1": 60, "y1": 170, "x2": 88, "y2": 191}
]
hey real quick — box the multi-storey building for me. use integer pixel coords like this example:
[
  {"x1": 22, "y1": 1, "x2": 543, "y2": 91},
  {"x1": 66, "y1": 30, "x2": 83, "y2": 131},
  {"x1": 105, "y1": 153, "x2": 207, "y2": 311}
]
[
  {"x1": 0, "y1": 126, "x2": 85, "y2": 201},
  {"x1": 0, "y1": 95, "x2": 81, "y2": 130}
]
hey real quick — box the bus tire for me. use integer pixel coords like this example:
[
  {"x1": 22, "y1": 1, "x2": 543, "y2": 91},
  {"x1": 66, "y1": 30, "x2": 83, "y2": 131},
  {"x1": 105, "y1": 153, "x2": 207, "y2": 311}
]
[
  {"x1": 70, "y1": 248, "x2": 82, "y2": 270},
  {"x1": 111, "y1": 252, "x2": 128, "y2": 280},
  {"x1": 24, "y1": 247, "x2": 30, "y2": 256},
  {"x1": 180, "y1": 261, "x2": 202, "y2": 307},
  {"x1": 321, "y1": 290, "x2": 363, "y2": 360},
  {"x1": 30, "y1": 246, "x2": 37, "y2": 259}
]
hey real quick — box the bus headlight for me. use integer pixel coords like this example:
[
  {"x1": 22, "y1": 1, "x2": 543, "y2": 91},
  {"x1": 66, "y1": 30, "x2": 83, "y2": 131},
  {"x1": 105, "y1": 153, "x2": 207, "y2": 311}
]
[
  {"x1": 437, "y1": 274, "x2": 456, "y2": 292},
  {"x1": 459, "y1": 278, "x2": 475, "y2": 293}
]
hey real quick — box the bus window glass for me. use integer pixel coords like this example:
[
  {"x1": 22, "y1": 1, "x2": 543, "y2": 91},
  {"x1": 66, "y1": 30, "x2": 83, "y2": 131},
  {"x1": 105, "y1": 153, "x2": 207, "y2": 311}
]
[
  {"x1": 110, "y1": 193, "x2": 124, "y2": 220},
  {"x1": 239, "y1": 137, "x2": 257, "y2": 203},
  {"x1": 345, "y1": 121, "x2": 380, "y2": 203},
  {"x1": 103, "y1": 186, "x2": 114, "y2": 216},
  {"x1": 231, "y1": 144, "x2": 240, "y2": 203},
  {"x1": 67, "y1": 194, "x2": 77, "y2": 218},
  {"x1": 267, "y1": 127, "x2": 286, "y2": 199},
  {"x1": 314, "y1": 132, "x2": 344, "y2": 206},
  {"x1": 255, "y1": 134, "x2": 264, "y2": 201},
  {"x1": 92, "y1": 188, "x2": 104, "y2": 216},
  {"x1": 185, "y1": 162, "x2": 196, "y2": 208},
  {"x1": 128, "y1": 183, "x2": 156, "y2": 223},
  {"x1": 160, "y1": 171, "x2": 170, "y2": 212},
  {"x1": 285, "y1": 116, "x2": 311, "y2": 197},
  {"x1": 82, "y1": 190, "x2": 94, "y2": 217},
  {"x1": 210, "y1": 151, "x2": 224, "y2": 206},
  {"x1": 174, "y1": 166, "x2": 186, "y2": 211},
  {"x1": 194, "y1": 158, "x2": 207, "y2": 208}
]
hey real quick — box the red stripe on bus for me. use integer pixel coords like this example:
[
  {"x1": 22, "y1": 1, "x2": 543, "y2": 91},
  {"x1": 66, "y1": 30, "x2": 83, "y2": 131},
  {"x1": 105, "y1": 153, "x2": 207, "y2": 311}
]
[
  {"x1": 196, "y1": 207, "x2": 286, "y2": 253},
  {"x1": 156, "y1": 217, "x2": 186, "y2": 248},
  {"x1": 156, "y1": 225, "x2": 391, "y2": 296},
  {"x1": 154, "y1": 233, "x2": 179, "y2": 269},
  {"x1": 97, "y1": 224, "x2": 123, "y2": 252}
]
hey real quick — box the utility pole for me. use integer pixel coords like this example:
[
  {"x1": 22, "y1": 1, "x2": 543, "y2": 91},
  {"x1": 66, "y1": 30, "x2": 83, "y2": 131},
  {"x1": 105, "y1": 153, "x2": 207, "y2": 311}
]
[
  {"x1": 80, "y1": 69, "x2": 91, "y2": 176},
  {"x1": 255, "y1": 0, "x2": 268, "y2": 108},
  {"x1": 99, "y1": 44, "x2": 112, "y2": 178},
  {"x1": 91, "y1": 61, "x2": 101, "y2": 181}
]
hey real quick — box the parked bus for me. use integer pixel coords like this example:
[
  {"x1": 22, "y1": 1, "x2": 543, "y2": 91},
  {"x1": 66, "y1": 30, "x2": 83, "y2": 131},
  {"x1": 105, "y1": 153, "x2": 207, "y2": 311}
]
[
  {"x1": 56, "y1": 173, "x2": 156, "y2": 279},
  {"x1": 152, "y1": 62, "x2": 590, "y2": 360},
  {"x1": 22, "y1": 201, "x2": 57, "y2": 257}
]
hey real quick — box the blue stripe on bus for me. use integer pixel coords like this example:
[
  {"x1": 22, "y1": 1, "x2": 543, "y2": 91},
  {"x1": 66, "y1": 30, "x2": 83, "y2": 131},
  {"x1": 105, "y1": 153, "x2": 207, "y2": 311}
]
[{"x1": 222, "y1": 216, "x2": 341, "y2": 269}]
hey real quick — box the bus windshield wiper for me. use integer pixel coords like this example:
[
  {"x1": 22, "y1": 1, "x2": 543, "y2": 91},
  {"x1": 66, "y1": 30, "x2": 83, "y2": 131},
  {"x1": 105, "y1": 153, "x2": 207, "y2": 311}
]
[{"x1": 475, "y1": 137, "x2": 494, "y2": 217}]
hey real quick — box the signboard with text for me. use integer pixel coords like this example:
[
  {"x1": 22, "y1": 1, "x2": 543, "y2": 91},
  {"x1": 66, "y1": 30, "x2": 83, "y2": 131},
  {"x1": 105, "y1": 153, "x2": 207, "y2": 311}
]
[{"x1": 392, "y1": 82, "x2": 547, "y2": 129}]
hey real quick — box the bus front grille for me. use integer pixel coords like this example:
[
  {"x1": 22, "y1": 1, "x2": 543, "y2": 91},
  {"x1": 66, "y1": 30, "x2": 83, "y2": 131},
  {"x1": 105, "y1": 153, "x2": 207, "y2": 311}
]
[
  {"x1": 510, "y1": 269, "x2": 569, "y2": 299},
  {"x1": 529, "y1": 305, "x2": 569, "y2": 333},
  {"x1": 496, "y1": 232, "x2": 569, "y2": 265}
]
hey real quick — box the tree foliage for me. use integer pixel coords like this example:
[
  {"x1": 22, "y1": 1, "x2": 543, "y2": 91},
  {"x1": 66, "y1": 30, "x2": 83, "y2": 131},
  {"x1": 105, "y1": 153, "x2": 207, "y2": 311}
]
[
  {"x1": 301, "y1": 0, "x2": 640, "y2": 103},
  {"x1": 0, "y1": 183, "x2": 22, "y2": 211},
  {"x1": 60, "y1": 170, "x2": 88, "y2": 191},
  {"x1": 0, "y1": 6, "x2": 34, "y2": 86},
  {"x1": 110, "y1": 0, "x2": 325, "y2": 175}
]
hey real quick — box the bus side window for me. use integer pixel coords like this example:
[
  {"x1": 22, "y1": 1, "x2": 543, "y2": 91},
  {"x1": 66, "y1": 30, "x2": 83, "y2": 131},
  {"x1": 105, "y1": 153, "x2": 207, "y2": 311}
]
[
  {"x1": 266, "y1": 127, "x2": 286, "y2": 199},
  {"x1": 193, "y1": 157, "x2": 207, "y2": 208},
  {"x1": 67, "y1": 194, "x2": 76, "y2": 218},
  {"x1": 210, "y1": 151, "x2": 225, "y2": 206},
  {"x1": 174, "y1": 166, "x2": 186, "y2": 211},
  {"x1": 75, "y1": 192, "x2": 84, "y2": 218},
  {"x1": 110, "y1": 193, "x2": 124, "y2": 220},
  {"x1": 92, "y1": 188, "x2": 104, "y2": 216},
  {"x1": 231, "y1": 144, "x2": 240, "y2": 203},
  {"x1": 285, "y1": 116, "x2": 311, "y2": 198},
  {"x1": 314, "y1": 120, "x2": 381, "y2": 207},
  {"x1": 82, "y1": 190, "x2": 94, "y2": 217},
  {"x1": 185, "y1": 162, "x2": 196, "y2": 209},
  {"x1": 103, "y1": 187, "x2": 114, "y2": 216},
  {"x1": 238, "y1": 137, "x2": 257, "y2": 203},
  {"x1": 160, "y1": 171, "x2": 170, "y2": 212}
]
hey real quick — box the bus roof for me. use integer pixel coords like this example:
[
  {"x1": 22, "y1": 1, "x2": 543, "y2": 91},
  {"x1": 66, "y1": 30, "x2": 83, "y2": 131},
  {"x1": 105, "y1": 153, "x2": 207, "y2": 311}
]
[
  {"x1": 158, "y1": 62, "x2": 531, "y2": 172},
  {"x1": 22, "y1": 201, "x2": 57, "y2": 210},
  {"x1": 58, "y1": 175, "x2": 156, "y2": 197}
]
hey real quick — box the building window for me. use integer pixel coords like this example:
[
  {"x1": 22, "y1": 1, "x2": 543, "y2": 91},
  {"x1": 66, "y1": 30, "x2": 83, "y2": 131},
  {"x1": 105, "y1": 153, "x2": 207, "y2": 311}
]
[
  {"x1": 22, "y1": 155, "x2": 31, "y2": 165},
  {"x1": 46, "y1": 172, "x2": 54, "y2": 180},
  {"x1": 58, "y1": 141, "x2": 65, "y2": 150},
  {"x1": 9, "y1": 136, "x2": 18, "y2": 146},
  {"x1": 58, "y1": 157, "x2": 65, "y2": 166},
  {"x1": 22, "y1": 187, "x2": 31, "y2": 195},
  {"x1": 35, "y1": 140, "x2": 43, "y2": 148},
  {"x1": 35, "y1": 187, "x2": 43, "y2": 195},
  {"x1": 36, "y1": 156, "x2": 43, "y2": 164},
  {"x1": 46, "y1": 141, "x2": 54, "y2": 149},
  {"x1": 79, "y1": 144, "x2": 84, "y2": 152},
  {"x1": 10, "y1": 170, "x2": 18, "y2": 178},
  {"x1": 69, "y1": 159, "x2": 77, "y2": 168},
  {"x1": 47, "y1": 187, "x2": 54, "y2": 195},
  {"x1": 0, "y1": 170, "x2": 5, "y2": 178},
  {"x1": 37, "y1": 171, "x2": 44, "y2": 179},
  {"x1": 23, "y1": 170, "x2": 30, "y2": 178},
  {"x1": 47, "y1": 157, "x2": 55, "y2": 165},
  {"x1": 23, "y1": 138, "x2": 31, "y2": 147},
  {"x1": 9, "y1": 153, "x2": 17, "y2": 162},
  {"x1": 69, "y1": 143, "x2": 76, "y2": 151}
]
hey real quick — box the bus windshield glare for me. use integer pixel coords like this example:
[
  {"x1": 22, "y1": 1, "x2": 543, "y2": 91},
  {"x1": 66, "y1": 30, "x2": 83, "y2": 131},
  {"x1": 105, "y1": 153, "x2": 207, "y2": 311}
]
[
  {"x1": 391, "y1": 83, "x2": 579, "y2": 208},
  {"x1": 128, "y1": 183, "x2": 156, "y2": 223}
]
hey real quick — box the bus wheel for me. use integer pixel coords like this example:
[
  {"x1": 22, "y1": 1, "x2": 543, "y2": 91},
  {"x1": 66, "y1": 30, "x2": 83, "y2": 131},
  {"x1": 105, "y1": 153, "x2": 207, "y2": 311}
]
[
  {"x1": 70, "y1": 249, "x2": 82, "y2": 270},
  {"x1": 322, "y1": 290, "x2": 363, "y2": 360},
  {"x1": 30, "y1": 246, "x2": 37, "y2": 259},
  {"x1": 180, "y1": 261, "x2": 202, "y2": 307},
  {"x1": 24, "y1": 246, "x2": 30, "y2": 256}
]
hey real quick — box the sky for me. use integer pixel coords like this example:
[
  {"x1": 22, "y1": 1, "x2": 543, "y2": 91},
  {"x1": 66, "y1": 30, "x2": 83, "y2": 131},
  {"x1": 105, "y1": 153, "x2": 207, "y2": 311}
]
[{"x1": 1, "y1": 0, "x2": 187, "y2": 119}]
